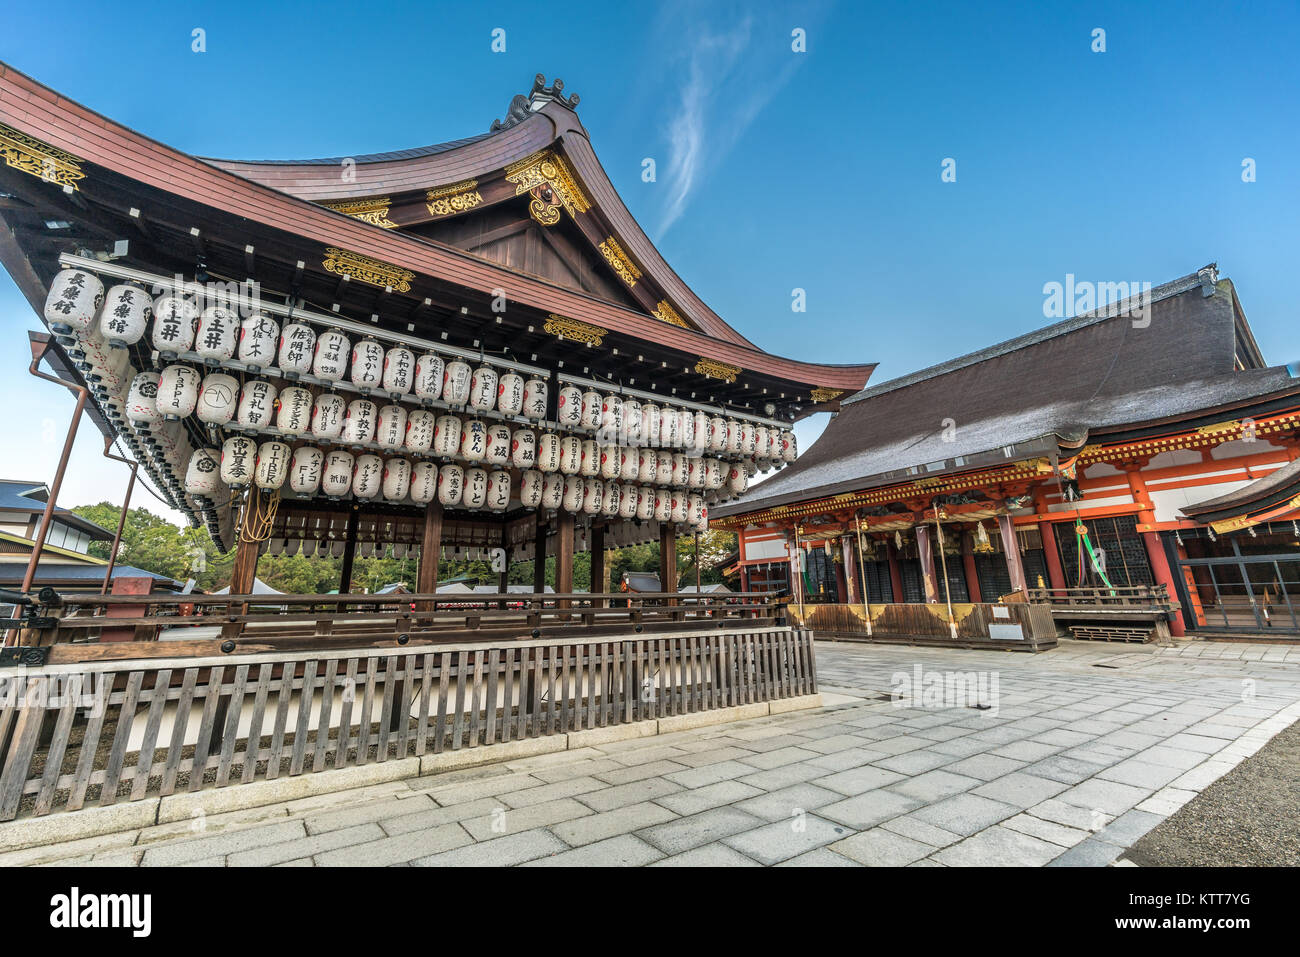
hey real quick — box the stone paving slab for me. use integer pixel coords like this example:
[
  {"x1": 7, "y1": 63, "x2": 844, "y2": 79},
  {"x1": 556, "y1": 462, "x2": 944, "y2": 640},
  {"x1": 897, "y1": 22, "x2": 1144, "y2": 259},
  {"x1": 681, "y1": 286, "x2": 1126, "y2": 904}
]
[{"x1": 17, "y1": 639, "x2": 1300, "y2": 868}]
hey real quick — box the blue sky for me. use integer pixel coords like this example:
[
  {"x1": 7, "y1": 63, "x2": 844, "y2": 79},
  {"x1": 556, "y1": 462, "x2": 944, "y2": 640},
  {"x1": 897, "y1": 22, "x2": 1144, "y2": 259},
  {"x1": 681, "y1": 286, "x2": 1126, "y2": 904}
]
[{"x1": 1, "y1": 0, "x2": 1297, "y2": 520}]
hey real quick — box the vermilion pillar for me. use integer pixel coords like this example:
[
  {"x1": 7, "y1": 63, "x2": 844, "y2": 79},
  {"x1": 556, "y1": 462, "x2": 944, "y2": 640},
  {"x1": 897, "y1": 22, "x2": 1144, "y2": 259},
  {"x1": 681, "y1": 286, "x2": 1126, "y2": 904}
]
[
  {"x1": 1034, "y1": 492, "x2": 1068, "y2": 593},
  {"x1": 961, "y1": 544, "x2": 982, "y2": 604},
  {"x1": 1127, "y1": 467, "x2": 1187, "y2": 637}
]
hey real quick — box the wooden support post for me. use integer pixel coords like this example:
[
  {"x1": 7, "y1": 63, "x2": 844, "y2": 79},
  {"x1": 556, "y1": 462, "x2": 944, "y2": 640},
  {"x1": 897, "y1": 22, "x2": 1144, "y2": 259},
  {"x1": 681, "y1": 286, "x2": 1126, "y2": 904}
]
[
  {"x1": 533, "y1": 519, "x2": 547, "y2": 594},
  {"x1": 590, "y1": 524, "x2": 606, "y2": 609},
  {"x1": 1126, "y1": 468, "x2": 1186, "y2": 637},
  {"x1": 339, "y1": 508, "x2": 361, "y2": 596},
  {"x1": 961, "y1": 542, "x2": 983, "y2": 603},
  {"x1": 660, "y1": 523, "x2": 677, "y2": 603},
  {"x1": 99, "y1": 576, "x2": 156, "y2": 643},
  {"x1": 417, "y1": 502, "x2": 443, "y2": 611},
  {"x1": 555, "y1": 511, "x2": 575, "y2": 610},
  {"x1": 229, "y1": 535, "x2": 260, "y2": 597},
  {"x1": 887, "y1": 543, "x2": 905, "y2": 604}
]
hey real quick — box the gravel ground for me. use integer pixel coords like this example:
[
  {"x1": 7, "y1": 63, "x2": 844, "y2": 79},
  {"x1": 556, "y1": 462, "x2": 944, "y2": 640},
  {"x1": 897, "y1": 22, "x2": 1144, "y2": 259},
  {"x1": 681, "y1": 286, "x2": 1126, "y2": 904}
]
[{"x1": 1123, "y1": 718, "x2": 1300, "y2": 867}]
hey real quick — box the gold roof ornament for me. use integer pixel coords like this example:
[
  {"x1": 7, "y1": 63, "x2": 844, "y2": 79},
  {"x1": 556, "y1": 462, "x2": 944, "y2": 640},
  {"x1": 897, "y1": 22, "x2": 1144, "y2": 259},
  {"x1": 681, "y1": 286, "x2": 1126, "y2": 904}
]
[
  {"x1": 694, "y1": 358, "x2": 741, "y2": 382},
  {"x1": 598, "y1": 236, "x2": 642, "y2": 287},
  {"x1": 0, "y1": 122, "x2": 85, "y2": 191},
  {"x1": 652, "y1": 299, "x2": 690, "y2": 328},
  {"x1": 322, "y1": 247, "x2": 415, "y2": 292},
  {"x1": 544, "y1": 314, "x2": 606, "y2": 346},
  {"x1": 810, "y1": 387, "x2": 846, "y2": 404},
  {"x1": 426, "y1": 179, "x2": 483, "y2": 217},
  {"x1": 319, "y1": 197, "x2": 398, "y2": 228},
  {"x1": 504, "y1": 149, "x2": 590, "y2": 226}
]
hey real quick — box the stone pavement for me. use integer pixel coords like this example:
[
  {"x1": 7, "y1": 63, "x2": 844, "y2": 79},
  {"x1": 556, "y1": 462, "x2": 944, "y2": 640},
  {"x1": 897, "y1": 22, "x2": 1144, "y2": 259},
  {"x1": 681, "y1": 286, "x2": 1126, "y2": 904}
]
[{"x1": 8, "y1": 638, "x2": 1299, "y2": 867}]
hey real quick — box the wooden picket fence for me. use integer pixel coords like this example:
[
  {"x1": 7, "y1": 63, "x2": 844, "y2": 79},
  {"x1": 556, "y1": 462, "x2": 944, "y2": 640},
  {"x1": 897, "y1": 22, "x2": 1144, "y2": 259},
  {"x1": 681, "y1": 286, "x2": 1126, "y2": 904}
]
[{"x1": 0, "y1": 626, "x2": 815, "y2": 822}]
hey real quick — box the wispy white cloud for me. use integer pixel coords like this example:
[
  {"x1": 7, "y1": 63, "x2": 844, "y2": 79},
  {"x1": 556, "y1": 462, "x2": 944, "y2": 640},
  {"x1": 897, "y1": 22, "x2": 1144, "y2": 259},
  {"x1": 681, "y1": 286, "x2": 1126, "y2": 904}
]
[{"x1": 654, "y1": 5, "x2": 818, "y2": 239}]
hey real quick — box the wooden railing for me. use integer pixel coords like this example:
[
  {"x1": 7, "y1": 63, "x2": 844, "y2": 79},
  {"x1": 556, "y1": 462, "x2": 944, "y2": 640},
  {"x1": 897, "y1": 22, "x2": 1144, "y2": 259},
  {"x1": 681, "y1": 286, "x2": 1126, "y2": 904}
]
[
  {"x1": 8, "y1": 591, "x2": 787, "y2": 665},
  {"x1": 1026, "y1": 584, "x2": 1173, "y2": 609},
  {"x1": 785, "y1": 602, "x2": 1059, "y2": 650},
  {"x1": 0, "y1": 625, "x2": 816, "y2": 822}
]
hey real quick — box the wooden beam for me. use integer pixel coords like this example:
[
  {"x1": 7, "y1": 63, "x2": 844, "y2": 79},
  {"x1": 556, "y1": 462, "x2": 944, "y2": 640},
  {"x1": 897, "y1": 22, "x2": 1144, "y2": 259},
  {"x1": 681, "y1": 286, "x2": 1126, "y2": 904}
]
[
  {"x1": 533, "y1": 519, "x2": 547, "y2": 594},
  {"x1": 229, "y1": 535, "x2": 260, "y2": 596},
  {"x1": 590, "y1": 523, "x2": 606, "y2": 609},
  {"x1": 339, "y1": 508, "x2": 361, "y2": 594},
  {"x1": 555, "y1": 512, "x2": 575, "y2": 609},
  {"x1": 659, "y1": 523, "x2": 677, "y2": 602},
  {"x1": 417, "y1": 502, "x2": 443, "y2": 608}
]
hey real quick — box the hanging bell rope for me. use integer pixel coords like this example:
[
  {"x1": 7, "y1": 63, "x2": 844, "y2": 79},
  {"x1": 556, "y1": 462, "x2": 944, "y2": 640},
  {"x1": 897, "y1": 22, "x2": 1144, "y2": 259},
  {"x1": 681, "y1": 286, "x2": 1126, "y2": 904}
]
[
  {"x1": 1074, "y1": 519, "x2": 1116, "y2": 593},
  {"x1": 238, "y1": 486, "x2": 280, "y2": 544}
]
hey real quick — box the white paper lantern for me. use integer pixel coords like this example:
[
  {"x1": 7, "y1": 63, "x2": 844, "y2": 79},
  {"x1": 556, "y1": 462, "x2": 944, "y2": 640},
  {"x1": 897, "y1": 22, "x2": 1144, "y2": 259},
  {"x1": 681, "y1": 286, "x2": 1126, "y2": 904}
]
[
  {"x1": 350, "y1": 338, "x2": 385, "y2": 389},
  {"x1": 236, "y1": 379, "x2": 277, "y2": 428},
  {"x1": 100, "y1": 284, "x2": 152, "y2": 346},
  {"x1": 557, "y1": 435, "x2": 581, "y2": 475},
  {"x1": 780, "y1": 430, "x2": 797, "y2": 462},
  {"x1": 469, "y1": 365, "x2": 498, "y2": 412},
  {"x1": 577, "y1": 439, "x2": 601, "y2": 477},
  {"x1": 460, "y1": 419, "x2": 488, "y2": 462},
  {"x1": 463, "y1": 467, "x2": 488, "y2": 509},
  {"x1": 623, "y1": 400, "x2": 642, "y2": 445},
  {"x1": 44, "y1": 269, "x2": 105, "y2": 334},
  {"x1": 618, "y1": 483, "x2": 638, "y2": 519},
  {"x1": 312, "y1": 328, "x2": 350, "y2": 381},
  {"x1": 405, "y1": 409, "x2": 436, "y2": 453},
  {"x1": 238, "y1": 314, "x2": 279, "y2": 369},
  {"x1": 580, "y1": 390, "x2": 602, "y2": 431},
  {"x1": 342, "y1": 399, "x2": 377, "y2": 445},
  {"x1": 637, "y1": 449, "x2": 657, "y2": 484},
  {"x1": 599, "y1": 444, "x2": 621, "y2": 480},
  {"x1": 484, "y1": 423, "x2": 511, "y2": 466},
  {"x1": 126, "y1": 372, "x2": 162, "y2": 424},
  {"x1": 185, "y1": 448, "x2": 222, "y2": 496},
  {"x1": 150, "y1": 294, "x2": 198, "y2": 353},
  {"x1": 276, "y1": 386, "x2": 313, "y2": 435},
  {"x1": 196, "y1": 373, "x2": 239, "y2": 425},
  {"x1": 689, "y1": 494, "x2": 707, "y2": 529},
  {"x1": 659, "y1": 408, "x2": 680, "y2": 448},
  {"x1": 678, "y1": 409, "x2": 695, "y2": 450},
  {"x1": 562, "y1": 475, "x2": 584, "y2": 512},
  {"x1": 727, "y1": 464, "x2": 749, "y2": 495},
  {"x1": 642, "y1": 404, "x2": 661, "y2": 447},
  {"x1": 486, "y1": 470, "x2": 511, "y2": 511},
  {"x1": 536, "y1": 431, "x2": 561, "y2": 473},
  {"x1": 157, "y1": 365, "x2": 201, "y2": 419},
  {"x1": 671, "y1": 491, "x2": 689, "y2": 525},
  {"x1": 519, "y1": 470, "x2": 544, "y2": 508},
  {"x1": 278, "y1": 322, "x2": 316, "y2": 375},
  {"x1": 522, "y1": 378, "x2": 548, "y2": 419},
  {"x1": 636, "y1": 485, "x2": 655, "y2": 521},
  {"x1": 541, "y1": 472, "x2": 565, "y2": 510},
  {"x1": 382, "y1": 457, "x2": 411, "y2": 501},
  {"x1": 655, "y1": 451, "x2": 674, "y2": 485},
  {"x1": 220, "y1": 435, "x2": 257, "y2": 486},
  {"x1": 581, "y1": 477, "x2": 603, "y2": 515},
  {"x1": 511, "y1": 429, "x2": 536, "y2": 469},
  {"x1": 654, "y1": 489, "x2": 672, "y2": 522},
  {"x1": 704, "y1": 458, "x2": 724, "y2": 490},
  {"x1": 310, "y1": 393, "x2": 345, "y2": 440},
  {"x1": 442, "y1": 360, "x2": 472, "y2": 405},
  {"x1": 670, "y1": 453, "x2": 688, "y2": 487},
  {"x1": 437, "y1": 464, "x2": 464, "y2": 506},
  {"x1": 766, "y1": 428, "x2": 781, "y2": 460},
  {"x1": 557, "y1": 384, "x2": 583, "y2": 429},
  {"x1": 687, "y1": 456, "x2": 705, "y2": 489},
  {"x1": 375, "y1": 404, "x2": 408, "y2": 449},
  {"x1": 725, "y1": 420, "x2": 743, "y2": 455},
  {"x1": 601, "y1": 394, "x2": 623, "y2": 435},
  {"x1": 602, "y1": 480, "x2": 620, "y2": 517},
  {"x1": 410, "y1": 461, "x2": 438, "y2": 504},
  {"x1": 742, "y1": 422, "x2": 759, "y2": 457},
  {"x1": 433, "y1": 414, "x2": 461, "y2": 457},
  {"x1": 414, "y1": 353, "x2": 445, "y2": 401},
  {"x1": 692, "y1": 411, "x2": 710, "y2": 453},
  {"x1": 255, "y1": 441, "x2": 292, "y2": 489},
  {"x1": 289, "y1": 446, "x2": 324, "y2": 495},
  {"x1": 352, "y1": 454, "x2": 383, "y2": 498},
  {"x1": 497, "y1": 373, "x2": 525, "y2": 416},
  {"x1": 707, "y1": 416, "x2": 728, "y2": 453},
  {"x1": 195, "y1": 305, "x2": 238, "y2": 362},
  {"x1": 323, "y1": 451, "x2": 354, "y2": 496},
  {"x1": 382, "y1": 346, "x2": 415, "y2": 395}
]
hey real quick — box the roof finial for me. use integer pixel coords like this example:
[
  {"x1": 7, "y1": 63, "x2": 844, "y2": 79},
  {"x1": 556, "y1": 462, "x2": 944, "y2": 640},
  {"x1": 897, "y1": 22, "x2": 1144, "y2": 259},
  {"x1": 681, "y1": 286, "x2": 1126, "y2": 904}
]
[{"x1": 490, "y1": 74, "x2": 579, "y2": 132}]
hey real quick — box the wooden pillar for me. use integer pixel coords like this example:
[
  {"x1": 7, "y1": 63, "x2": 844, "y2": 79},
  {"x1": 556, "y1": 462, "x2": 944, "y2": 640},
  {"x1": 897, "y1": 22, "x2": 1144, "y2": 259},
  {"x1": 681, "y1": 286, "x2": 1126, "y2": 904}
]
[
  {"x1": 533, "y1": 519, "x2": 548, "y2": 594},
  {"x1": 659, "y1": 523, "x2": 677, "y2": 600},
  {"x1": 997, "y1": 513, "x2": 1028, "y2": 595},
  {"x1": 961, "y1": 543, "x2": 983, "y2": 604},
  {"x1": 887, "y1": 543, "x2": 904, "y2": 604},
  {"x1": 555, "y1": 511, "x2": 575, "y2": 608},
  {"x1": 100, "y1": 576, "x2": 156, "y2": 643},
  {"x1": 1127, "y1": 468, "x2": 1186, "y2": 637},
  {"x1": 339, "y1": 508, "x2": 361, "y2": 596},
  {"x1": 590, "y1": 523, "x2": 606, "y2": 608},
  {"x1": 416, "y1": 502, "x2": 442, "y2": 610},
  {"x1": 229, "y1": 535, "x2": 260, "y2": 596},
  {"x1": 1034, "y1": 491, "x2": 1068, "y2": 592},
  {"x1": 915, "y1": 525, "x2": 939, "y2": 603}
]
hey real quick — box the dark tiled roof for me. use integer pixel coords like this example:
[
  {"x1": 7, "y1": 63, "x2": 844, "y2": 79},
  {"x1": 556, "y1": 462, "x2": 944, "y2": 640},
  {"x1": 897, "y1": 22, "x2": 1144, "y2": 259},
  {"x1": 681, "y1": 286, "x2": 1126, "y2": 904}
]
[
  {"x1": 0, "y1": 561, "x2": 182, "y2": 589},
  {"x1": 0, "y1": 479, "x2": 114, "y2": 539},
  {"x1": 198, "y1": 133, "x2": 492, "y2": 166},
  {"x1": 717, "y1": 271, "x2": 1299, "y2": 518}
]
